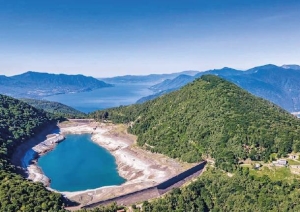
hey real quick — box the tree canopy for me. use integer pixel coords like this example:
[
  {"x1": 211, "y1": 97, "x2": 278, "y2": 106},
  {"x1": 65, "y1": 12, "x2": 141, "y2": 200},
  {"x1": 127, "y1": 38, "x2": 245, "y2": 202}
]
[
  {"x1": 139, "y1": 168, "x2": 300, "y2": 212},
  {"x1": 90, "y1": 75, "x2": 300, "y2": 172},
  {"x1": 21, "y1": 98, "x2": 86, "y2": 119},
  {"x1": 0, "y1": 94, "x2": 65, "y2": 211}
]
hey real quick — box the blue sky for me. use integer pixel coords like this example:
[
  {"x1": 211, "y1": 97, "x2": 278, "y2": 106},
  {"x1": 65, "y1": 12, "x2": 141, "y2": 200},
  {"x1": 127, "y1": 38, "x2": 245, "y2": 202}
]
[{"x1": 1, "y1": 0, "x2": 300, "y2": 77}]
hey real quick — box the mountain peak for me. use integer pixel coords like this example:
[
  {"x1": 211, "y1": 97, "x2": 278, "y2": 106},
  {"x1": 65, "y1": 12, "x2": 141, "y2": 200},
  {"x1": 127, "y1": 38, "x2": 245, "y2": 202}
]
[
  {"x1": 93, "y1": 74, "x2": 300, "y2": 171},
  {"x1": 250, "y1": 64, "x2": 279, "y2": 70},
  {"x1": 220, "y1": 67, "x2": 235, "y2": 70}
]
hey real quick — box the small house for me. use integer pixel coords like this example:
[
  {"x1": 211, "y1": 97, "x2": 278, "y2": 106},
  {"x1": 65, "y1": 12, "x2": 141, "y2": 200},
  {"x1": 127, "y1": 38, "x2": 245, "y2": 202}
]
[
  {"x1": 272, "y1": 159, "x2": 288, "y2": 167},
  {"x1": 278, "y1": 159, "x2": 287, "y2": 166}
]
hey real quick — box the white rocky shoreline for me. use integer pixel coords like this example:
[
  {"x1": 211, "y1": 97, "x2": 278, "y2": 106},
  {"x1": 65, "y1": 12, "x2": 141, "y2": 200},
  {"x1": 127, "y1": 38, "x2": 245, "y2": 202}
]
[
  {"x1": 25, "y1": 134, "x2": 65, "y2": 186},
  {"x1": 11, "y1": 119, "x2": 190, "y2": 207}
]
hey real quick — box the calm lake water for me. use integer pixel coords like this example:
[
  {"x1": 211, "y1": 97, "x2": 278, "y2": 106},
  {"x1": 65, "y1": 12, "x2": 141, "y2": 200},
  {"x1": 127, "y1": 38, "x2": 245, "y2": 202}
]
[
  {"x1": 38, "y1": 134, "x2": 125, "y2": 192},
  {"x1": 44, "y1": 83, "x2": 153, "y2": 113}
]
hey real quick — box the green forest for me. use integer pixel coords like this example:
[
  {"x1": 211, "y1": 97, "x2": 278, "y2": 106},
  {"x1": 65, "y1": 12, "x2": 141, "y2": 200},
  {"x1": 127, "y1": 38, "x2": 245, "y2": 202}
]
[
  {"x1": 90, "y1": 75, "x2": 300, "y2": 172},
  {"x1": 79, "y1": 167, "x2": 300, "y2": 212},
  {"x1": 0, "y1": 94, "x2": 65, "y2": 211},
  {"x1": 137, "y1": 168, "x2": 300, "y2": 212},
  {"x1": 3, "y1": 75, "x2": 300, "y2": 211},
  {"x1": 21, "y1": 98, "x2": 86, "y2": 119}
]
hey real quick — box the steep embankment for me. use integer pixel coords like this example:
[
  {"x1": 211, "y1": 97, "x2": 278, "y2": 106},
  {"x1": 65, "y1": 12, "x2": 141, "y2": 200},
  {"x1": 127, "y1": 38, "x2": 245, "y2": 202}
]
[
  {"x1": 0, "y1": 94, "x2": 65, "y2": 211},
  {"x1": 91, "y1": 75, "x2": 300, "y2": 172}
]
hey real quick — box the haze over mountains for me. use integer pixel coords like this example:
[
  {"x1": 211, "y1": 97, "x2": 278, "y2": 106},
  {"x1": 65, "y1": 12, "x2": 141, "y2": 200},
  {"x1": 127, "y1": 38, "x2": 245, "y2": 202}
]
[
  {"x1": 138, "y1": 64, "x2": 300, "y2": 113},
  {"x1": 2, "y1": 64, "x2": 300, "y2": 114},
  {"x1": 0, "y1": 71, "x2": 112, "y2": 99},
  {"x1": 99, "y1": 70, "x2": 199, "y2": 85}
]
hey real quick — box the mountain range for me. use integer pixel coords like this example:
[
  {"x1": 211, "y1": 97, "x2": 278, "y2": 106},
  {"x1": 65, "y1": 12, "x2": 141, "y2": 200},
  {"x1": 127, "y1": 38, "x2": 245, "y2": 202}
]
[
  {"x1": 99, "y1": 70, "x2": 199, "y2": 85},
  {"x1": 0, "y1": 71, "x2": 112, "y2": 99},
  {"x1": 138, "y1": 64, "x2": 300, "y2": 112}
]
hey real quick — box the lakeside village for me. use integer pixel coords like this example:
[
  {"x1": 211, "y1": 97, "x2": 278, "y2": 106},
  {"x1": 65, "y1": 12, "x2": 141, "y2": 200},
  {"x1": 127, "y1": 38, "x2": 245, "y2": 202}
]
[{"x1": 239, "y1": 153, "x2": 300, "y2": 181}]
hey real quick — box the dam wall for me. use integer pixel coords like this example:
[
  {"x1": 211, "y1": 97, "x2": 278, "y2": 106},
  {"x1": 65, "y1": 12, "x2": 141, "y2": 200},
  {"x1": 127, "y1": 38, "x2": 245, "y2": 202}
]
[{"x1": 83, "y1": 161, "x2": 207, "y2": 208}]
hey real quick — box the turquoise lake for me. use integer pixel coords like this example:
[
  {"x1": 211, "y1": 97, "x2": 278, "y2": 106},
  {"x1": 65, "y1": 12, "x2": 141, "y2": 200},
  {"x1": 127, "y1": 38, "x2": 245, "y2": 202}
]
[{"x1": 38, "y1": 134, "x2": 126, "y2": 192}]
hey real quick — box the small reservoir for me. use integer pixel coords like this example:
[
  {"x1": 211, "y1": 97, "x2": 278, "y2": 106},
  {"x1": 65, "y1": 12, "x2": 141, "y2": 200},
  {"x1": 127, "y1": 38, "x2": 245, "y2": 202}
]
[{"x1": 38, "y1": 134, "x2": 126, "y2": 192}]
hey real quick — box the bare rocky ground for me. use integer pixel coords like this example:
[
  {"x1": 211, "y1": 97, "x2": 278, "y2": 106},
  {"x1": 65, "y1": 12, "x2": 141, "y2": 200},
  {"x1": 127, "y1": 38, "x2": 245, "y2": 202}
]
[
  {"x1": 60, "y1": 120, "x2": 193, "y2": 209},
  {"x1": 11, "y1": 119, "x2": 193, "y2": 210}
]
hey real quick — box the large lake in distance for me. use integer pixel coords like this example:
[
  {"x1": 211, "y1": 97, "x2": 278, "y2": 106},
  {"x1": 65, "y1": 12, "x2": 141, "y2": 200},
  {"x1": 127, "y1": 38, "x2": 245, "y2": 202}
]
[
  {"x1": 38, "y1": 134, "x2": 126, "y2": 192},
  {"x1": 39, "y1": 84, "x2": 151, "y2": 191},
  {"x1": 44, "y1": 83, "x2": 154, "y2": 113}
]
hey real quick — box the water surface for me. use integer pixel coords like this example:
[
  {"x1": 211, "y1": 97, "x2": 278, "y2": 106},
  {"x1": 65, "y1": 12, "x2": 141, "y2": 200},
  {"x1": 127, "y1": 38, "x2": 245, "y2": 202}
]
[
  {"x1": 44, "y1": 83, "x2": 153, "y2": 113},
  {"x1": 38, "y1": 134, "x2": 125, "y2": 192}
]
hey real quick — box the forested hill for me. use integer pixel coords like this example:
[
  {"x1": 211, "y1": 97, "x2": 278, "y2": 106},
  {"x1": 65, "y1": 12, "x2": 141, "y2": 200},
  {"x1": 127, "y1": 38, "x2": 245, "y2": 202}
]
[
  {"x1": 0, "y1": 94, "x2": 65, "y2": 211},
  {"x1": 21, "y1": 98, "x2": 86, "y2": 118},
  {"x1": 140, "y1": 64, "x2": 300, "y2": 112},
  {"x1": 91, "y1": 75, "x2": 300, "y2": 172}
]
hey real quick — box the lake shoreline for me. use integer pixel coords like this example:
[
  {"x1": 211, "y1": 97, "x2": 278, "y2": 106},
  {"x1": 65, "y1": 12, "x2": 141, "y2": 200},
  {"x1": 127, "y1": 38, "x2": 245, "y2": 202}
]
[
  {"x1": 10, "y1": 123, "x2": 63, "y2": 186},
  {"x1": 11, "y1": 119, "x2": 190, "y2": 207}
]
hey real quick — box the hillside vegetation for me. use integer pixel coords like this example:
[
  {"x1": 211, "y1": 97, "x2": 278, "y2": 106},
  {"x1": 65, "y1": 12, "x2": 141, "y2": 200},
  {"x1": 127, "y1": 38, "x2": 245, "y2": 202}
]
[
  {"x1": 0, "y1": 94, "x2": 65, "y2": 211},
  {"x1": 91, "y1": 75, "x2": 300, "y2": 172},
  {"x1": 139, "y1": 64, "x2": 300, "y2": 112},
  {"x1": 21, "y1": 98, "x2": 86, "y2": 118},
  {"x1": 139, "y1": 168, "x2": 300, "y2": 212},
  {"x1": 80, "y1": 167, "x2": 300, "y2": 212}
]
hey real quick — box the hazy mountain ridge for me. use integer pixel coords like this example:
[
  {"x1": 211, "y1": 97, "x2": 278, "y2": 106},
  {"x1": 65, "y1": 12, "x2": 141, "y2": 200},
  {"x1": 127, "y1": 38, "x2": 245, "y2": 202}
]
[
  {"x1": 100, "y1": 70, "x2": 199, "y2": 85},
  {"x1": 282, "y1": 64, "x2": 300, "y2": 70},
  {"x1": 139, "y1": 64, "x2": 300, "y2": 112},
  {"x1": 0, "y1": 71, "x2": 112, "y2": 99},
  {"x1": 149, "y1": 67, "x2": 244, "y2": 92}
]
